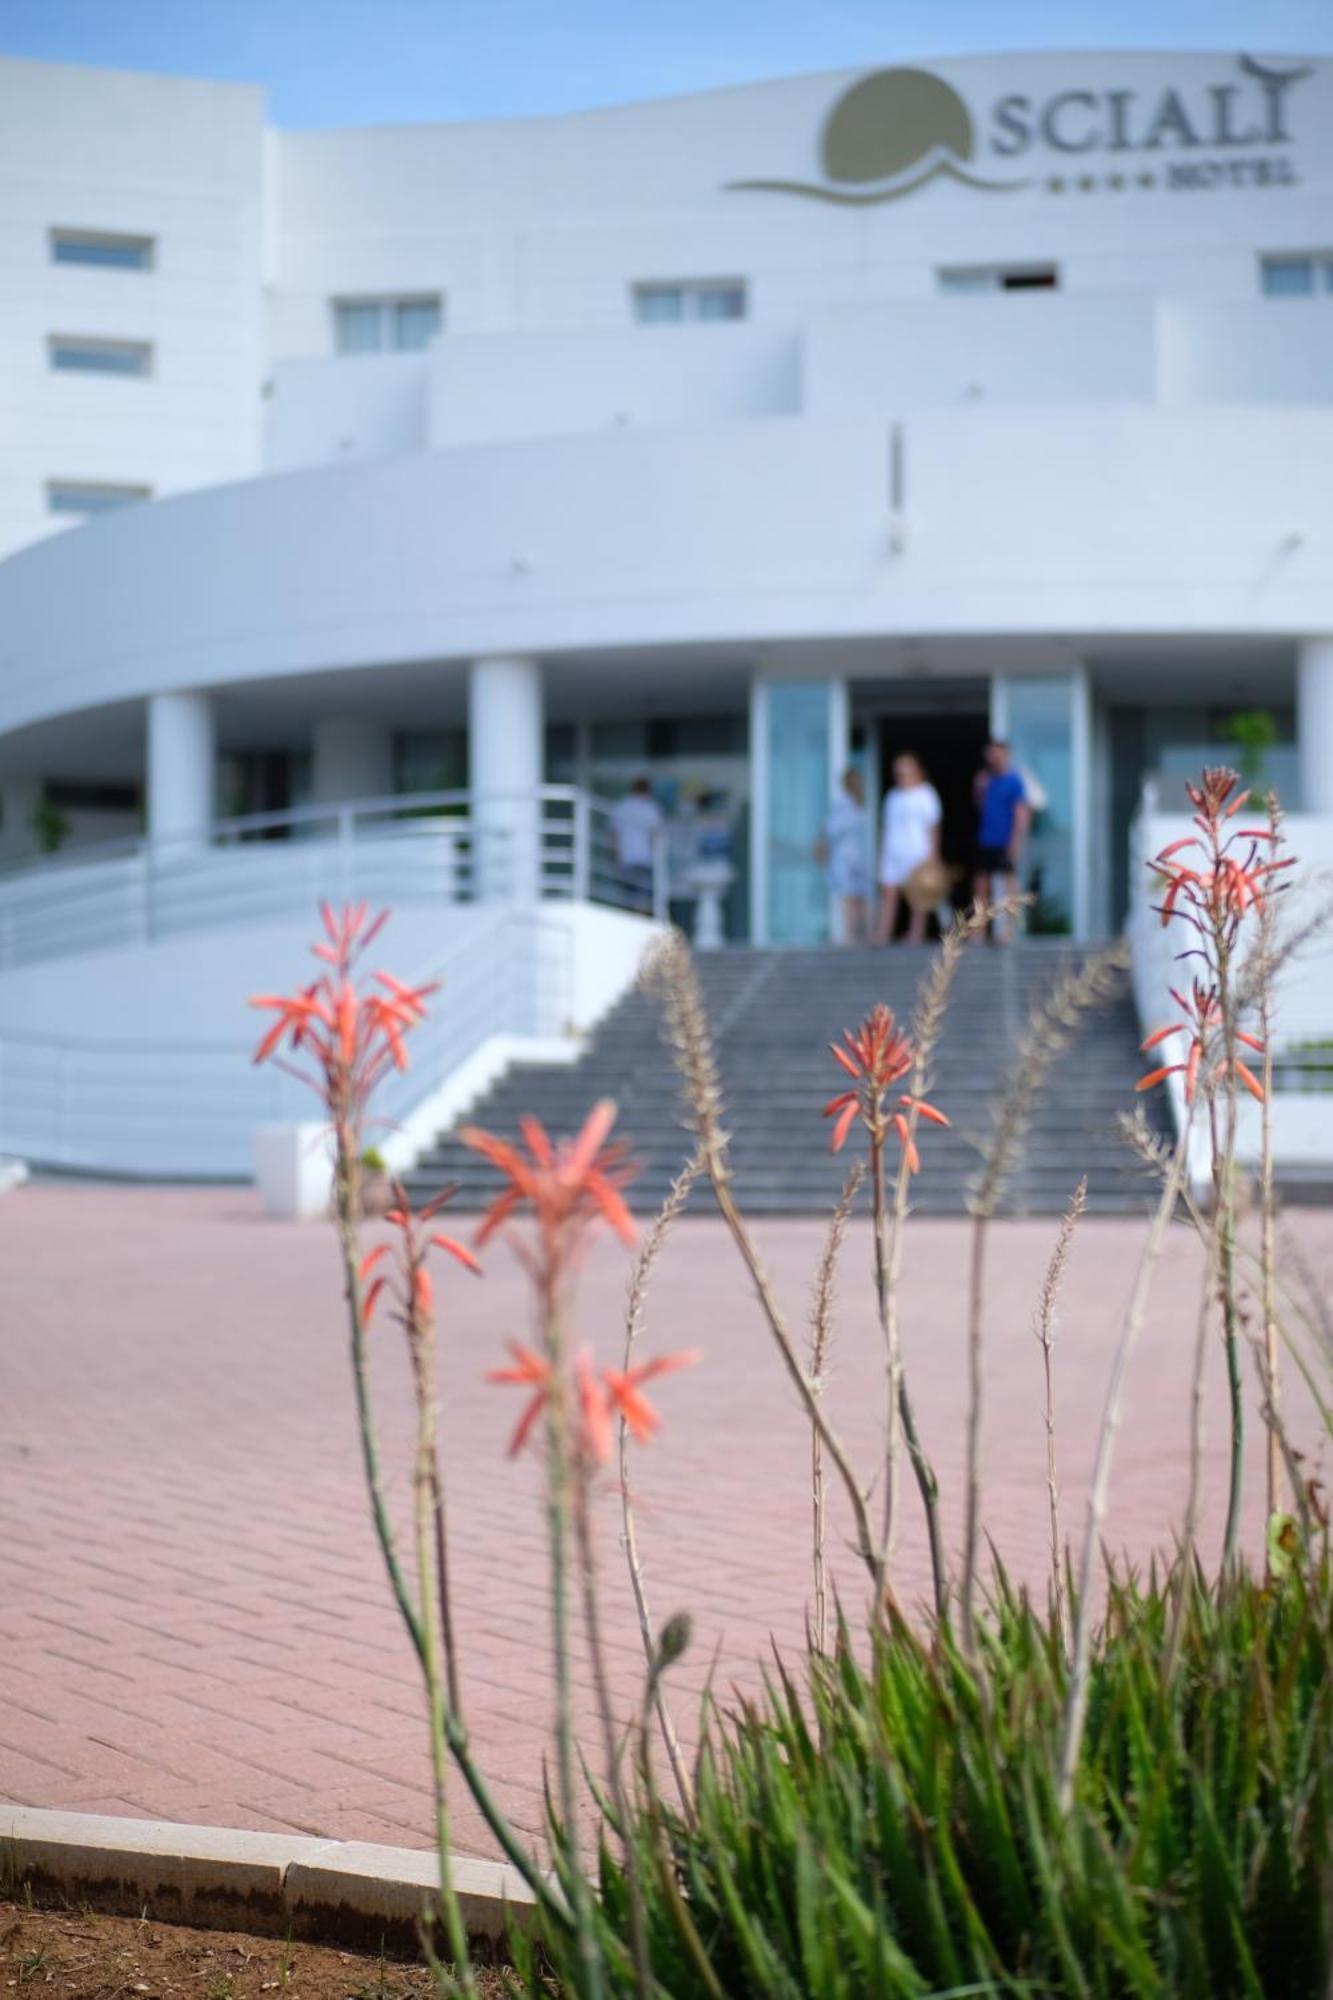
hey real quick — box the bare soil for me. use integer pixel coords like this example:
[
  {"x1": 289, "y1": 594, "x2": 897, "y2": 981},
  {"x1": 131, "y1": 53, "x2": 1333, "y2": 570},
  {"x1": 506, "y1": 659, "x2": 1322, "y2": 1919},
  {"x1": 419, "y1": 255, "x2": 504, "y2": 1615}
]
[{"x1": 0, "y1": 1902, "x2": 512, "y2": 2000}]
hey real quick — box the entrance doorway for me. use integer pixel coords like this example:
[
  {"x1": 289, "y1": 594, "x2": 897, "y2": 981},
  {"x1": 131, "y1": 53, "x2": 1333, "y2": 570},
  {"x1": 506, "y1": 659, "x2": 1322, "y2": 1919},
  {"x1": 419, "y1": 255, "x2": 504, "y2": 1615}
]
[{"x1": 869, "y1": 702, "x2": 990, "y2": 936}]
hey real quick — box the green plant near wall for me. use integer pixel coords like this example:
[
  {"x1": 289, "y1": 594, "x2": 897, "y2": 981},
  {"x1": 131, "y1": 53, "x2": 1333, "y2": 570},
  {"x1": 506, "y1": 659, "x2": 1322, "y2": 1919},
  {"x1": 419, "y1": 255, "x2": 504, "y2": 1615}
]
[
  {"x1": 28, "y1": 799, "x2": 70, "y2": 855},
  {"x1": 1225, "y1": 709, "x2": 1278, "y2": 805}
]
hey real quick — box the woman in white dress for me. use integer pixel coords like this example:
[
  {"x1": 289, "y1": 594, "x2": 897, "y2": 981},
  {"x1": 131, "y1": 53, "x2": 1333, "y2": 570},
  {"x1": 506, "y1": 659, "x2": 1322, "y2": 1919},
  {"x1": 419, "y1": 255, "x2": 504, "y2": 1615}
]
[
  {"x1": 815, "y1": 768, "x2": 870, "y2": 944},
  {"x1": 876, "y1": 752, "x2": 943, "y2": 946}
]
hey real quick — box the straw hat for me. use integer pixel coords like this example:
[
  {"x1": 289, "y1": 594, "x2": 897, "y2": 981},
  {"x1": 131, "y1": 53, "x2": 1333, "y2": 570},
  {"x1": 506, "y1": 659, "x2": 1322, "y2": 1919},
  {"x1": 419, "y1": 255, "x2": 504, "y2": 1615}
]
[{"x1": 905, "y1": 857, "x2": 952, "y2": 911}]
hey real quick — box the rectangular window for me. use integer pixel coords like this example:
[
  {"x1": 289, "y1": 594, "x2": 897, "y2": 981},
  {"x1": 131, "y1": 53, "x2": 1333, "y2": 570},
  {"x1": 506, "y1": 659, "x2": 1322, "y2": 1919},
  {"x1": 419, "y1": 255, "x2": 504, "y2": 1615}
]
[
  {"x1": 46, "y1": 480, "x2": 151, "y2": 517},
  {"x1": 633, "y1": 281, "x2": 747, "y2": 324},
  {"x1": 50, "y1": 228, "x2": 155, "y2": 271},
  {"x1": 1260, "y1": 254, "x2": 1331, "y2": 296},
  {"x1": 937, "y1": 265, "x2": 1060, "y2": 294},
  {"x1": 332, "y1": 296, "x2": 443, "y2": 354},
  {"x1": 48, "y1": 335, "x2": 153, "y2": 377}
]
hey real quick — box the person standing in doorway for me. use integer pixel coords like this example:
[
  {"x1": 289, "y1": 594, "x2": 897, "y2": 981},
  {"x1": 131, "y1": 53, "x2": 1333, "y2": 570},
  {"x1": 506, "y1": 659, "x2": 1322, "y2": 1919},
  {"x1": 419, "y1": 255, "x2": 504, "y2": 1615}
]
[
  {"x1": 876, "y1": 752, "x2": 942, "y2": 946},
  {"x1": 972, "y1": 740, "x2": 1030, "y2": 942},
  {"x1": 610, "y1": 775, "x2": 663, "y2": 911},
  {"x1": 815, "y1": 768, "x2": 870, "y2": 944}
]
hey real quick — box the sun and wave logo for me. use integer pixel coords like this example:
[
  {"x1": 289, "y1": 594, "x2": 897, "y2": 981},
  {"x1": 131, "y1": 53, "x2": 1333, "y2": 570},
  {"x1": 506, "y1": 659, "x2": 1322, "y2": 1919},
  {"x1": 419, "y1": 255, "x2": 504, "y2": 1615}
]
[{"x1": 726, "y1": 66, "x2": 1027, "y2": 205}]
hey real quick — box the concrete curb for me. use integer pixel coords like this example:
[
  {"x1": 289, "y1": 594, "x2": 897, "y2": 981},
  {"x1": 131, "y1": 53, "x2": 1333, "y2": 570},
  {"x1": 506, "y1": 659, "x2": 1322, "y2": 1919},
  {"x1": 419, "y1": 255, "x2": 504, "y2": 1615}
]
[{"x1": 0, "y1": 1806, "x2": 534, "y2": 1946}]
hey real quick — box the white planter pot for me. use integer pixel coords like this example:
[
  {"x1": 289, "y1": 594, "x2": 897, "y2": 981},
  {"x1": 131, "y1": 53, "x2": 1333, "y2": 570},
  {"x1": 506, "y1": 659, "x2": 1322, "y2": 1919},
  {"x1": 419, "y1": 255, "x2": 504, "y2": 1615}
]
[{"x1": 253, "y1": 1122, "x2": 334, "y2": 1220}]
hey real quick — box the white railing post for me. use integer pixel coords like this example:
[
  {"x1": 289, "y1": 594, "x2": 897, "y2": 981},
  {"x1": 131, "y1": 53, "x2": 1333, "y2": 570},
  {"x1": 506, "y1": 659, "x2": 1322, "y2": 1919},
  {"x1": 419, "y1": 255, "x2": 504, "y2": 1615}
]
[
  {"x1": 336, "y1": 808, "x2": 354, "y2": 902},
  {"x1": 652, "y1": 826, "x2": 669, "y2": 923},
  {"x1": 573, "y1": 791, "x2": 591, "y2": 903},
  {"x1": 143, "y1": 840, "x2": 156, "y2": 944}
]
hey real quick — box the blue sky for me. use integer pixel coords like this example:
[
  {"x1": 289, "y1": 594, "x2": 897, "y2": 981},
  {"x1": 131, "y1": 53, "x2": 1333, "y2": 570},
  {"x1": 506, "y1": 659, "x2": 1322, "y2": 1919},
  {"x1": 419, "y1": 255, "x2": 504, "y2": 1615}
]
[{"x1": 2, "y1": 0, "x2": 1330, "y2": 126}]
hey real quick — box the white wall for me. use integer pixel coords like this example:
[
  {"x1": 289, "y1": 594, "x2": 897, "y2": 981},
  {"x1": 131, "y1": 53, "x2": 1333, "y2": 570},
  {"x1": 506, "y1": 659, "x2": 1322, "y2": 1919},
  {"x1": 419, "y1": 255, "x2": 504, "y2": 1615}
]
[
  {"x1": 803, "y1": 294, "x2": 1159, "y2": 413},
  {"x1": 268, "y1": 297, "x2": 1333, "y2": 466},
  {"x1": 0, "y1": 898, "x2": 657, "y2": 1176},
  {"x1": 1156, "y1": 299, "x2": 1333, "y2": 406},
  {"x1": 270, "y1": 51, "x2": 1333, "y2": 359},
  {"x1": 0, "y1": 406, "x2": 1329, "y2": 745},
  {"x1": 0, "y1": 59, "x2": 266, "y2": 562},
  {"x1": 428, "y1": 323, "x2": 801, "y2": 448},
  {"x1": 265, "y1": 354, "x2": 430, "y2": 471}
]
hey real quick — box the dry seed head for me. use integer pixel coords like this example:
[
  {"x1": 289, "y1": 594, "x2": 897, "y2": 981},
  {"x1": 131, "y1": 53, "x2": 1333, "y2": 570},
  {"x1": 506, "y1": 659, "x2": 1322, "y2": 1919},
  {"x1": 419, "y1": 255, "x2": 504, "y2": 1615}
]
[
  {"x1": 908, "y1": 905, "x2": 992, "y2": 1093},
  {"x1": 625, "y1": 1145, "x2": 705, "y2": 1357},
  {"x1": 642, "y1": 930, "x2": 727, "y2": 1153},
  {"x1": 809, "y1": 1159, "x2": 864, "y2": 1384},
  {"x1": 1035, "y1": 1176, "x2": 1087, "y2": 1353},
  {"x1": 1116, "y1": 1107, "x2": 1179, "y2": 1182}
]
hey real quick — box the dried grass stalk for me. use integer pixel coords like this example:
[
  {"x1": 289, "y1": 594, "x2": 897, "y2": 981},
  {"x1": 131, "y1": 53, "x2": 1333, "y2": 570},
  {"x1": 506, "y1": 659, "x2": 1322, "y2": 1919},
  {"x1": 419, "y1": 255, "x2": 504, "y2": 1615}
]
[
  {"x1": 1035, "y1": 1176, "x2": 1086, "y2": 1660},
  {"x1": 643, "y1": 932, "x2": 880, "y2": 1579},
  {"x1": 961, "y1": 940, "x2": 1128, "y2": 1652},
  {"x1": 875, "y1": 908, "x2": 989, "y2": 1614},
  {"x1": 620, "y1": 1145, "x2": 704, "y2": 1814},
  {"x1": 1057, "y1": 1117, "x2": 1192, "y2": 1812},
  {"x1": 810, "y1": 1161, "x2": 864, "y2": 1653},
  {"x1": 1257, "y1": 793, "x2": 1284, "y2": 1534}
]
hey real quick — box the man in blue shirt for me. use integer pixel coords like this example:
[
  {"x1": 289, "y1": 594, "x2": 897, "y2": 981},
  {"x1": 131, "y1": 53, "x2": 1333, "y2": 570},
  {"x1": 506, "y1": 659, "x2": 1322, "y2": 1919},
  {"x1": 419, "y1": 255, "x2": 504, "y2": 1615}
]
[{"x1": 972, "y1": 740, "x2": 1030, "y2": 943}]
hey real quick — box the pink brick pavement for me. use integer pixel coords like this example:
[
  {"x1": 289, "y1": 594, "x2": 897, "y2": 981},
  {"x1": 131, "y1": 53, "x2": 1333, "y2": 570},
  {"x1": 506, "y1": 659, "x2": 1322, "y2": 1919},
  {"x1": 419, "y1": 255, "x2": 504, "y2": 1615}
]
[{"x1": 2, "y1": 1184, "x2": 1328, "y2": 1860}]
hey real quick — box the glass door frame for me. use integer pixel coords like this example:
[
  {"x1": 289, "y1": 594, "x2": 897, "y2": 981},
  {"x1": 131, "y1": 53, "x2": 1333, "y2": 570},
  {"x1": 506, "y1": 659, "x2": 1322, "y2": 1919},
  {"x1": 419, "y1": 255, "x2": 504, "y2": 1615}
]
[
  {"x1": 991, "y1": 664, "x2": 1093, "y2": 940},
  {"x1": 748, "y1": 672, "x2": 850, "y2": 946}
]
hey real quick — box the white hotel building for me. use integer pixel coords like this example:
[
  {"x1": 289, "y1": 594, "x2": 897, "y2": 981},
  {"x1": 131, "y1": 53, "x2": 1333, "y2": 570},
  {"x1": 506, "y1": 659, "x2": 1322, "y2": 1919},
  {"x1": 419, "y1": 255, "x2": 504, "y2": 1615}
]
[{"x1": 2, "y1": 46, "x2": 1333, "y2": 1186}]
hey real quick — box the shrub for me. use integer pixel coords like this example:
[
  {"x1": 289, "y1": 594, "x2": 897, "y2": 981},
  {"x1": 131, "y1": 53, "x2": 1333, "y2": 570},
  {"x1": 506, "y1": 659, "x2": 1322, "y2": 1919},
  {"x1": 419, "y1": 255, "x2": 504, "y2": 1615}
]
[{"x1": 514, "y1": 1556, "x2": 1332, "y2": 1996}]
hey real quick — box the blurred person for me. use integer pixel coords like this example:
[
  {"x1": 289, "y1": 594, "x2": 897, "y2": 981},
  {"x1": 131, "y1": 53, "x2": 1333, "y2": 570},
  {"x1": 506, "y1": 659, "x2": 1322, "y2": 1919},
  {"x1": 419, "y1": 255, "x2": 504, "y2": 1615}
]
[
  {"x1": 666, "y1": 783, "x2": 701, "y2": 931},
  {"x1": 972, "y1": 739, "x2": 1030, "y2": 943},
  {"x1": 876, "y1": 752, "x2": 942, "y2": 946},
  {"x1": 610, "y1": 774, "x2": 663, "y2": 909},
  {"x1": 815, "y1": 767, "x2": 870, "y2": 944}
]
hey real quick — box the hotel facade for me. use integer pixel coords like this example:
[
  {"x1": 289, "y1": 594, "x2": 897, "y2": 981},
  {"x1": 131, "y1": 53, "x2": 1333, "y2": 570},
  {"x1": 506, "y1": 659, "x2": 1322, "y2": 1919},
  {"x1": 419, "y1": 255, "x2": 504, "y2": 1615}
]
[{"x1": 1, "y1": 46, "x2": 1332, "y2": 949}]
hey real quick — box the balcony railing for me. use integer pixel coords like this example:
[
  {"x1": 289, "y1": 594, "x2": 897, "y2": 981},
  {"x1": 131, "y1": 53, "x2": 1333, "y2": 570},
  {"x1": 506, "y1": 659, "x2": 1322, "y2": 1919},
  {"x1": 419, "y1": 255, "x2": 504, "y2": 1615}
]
[{"x1": 0, "y1": 786, "x2": 668, "y2": 972}]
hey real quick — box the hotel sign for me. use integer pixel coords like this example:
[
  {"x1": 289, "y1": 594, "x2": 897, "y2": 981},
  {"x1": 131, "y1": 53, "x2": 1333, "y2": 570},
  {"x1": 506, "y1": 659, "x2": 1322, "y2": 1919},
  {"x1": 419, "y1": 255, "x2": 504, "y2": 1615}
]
[{"x1": 727, "y1": 54, "x2": 1313, "y2": 202}]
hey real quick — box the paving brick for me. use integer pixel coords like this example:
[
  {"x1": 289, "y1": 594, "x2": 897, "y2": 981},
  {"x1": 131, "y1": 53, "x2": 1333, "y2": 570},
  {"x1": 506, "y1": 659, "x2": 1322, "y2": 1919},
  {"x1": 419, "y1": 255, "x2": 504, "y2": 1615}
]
[{"x1": 1, "y1": 1183, "x2": 1326, "y2": 1858}]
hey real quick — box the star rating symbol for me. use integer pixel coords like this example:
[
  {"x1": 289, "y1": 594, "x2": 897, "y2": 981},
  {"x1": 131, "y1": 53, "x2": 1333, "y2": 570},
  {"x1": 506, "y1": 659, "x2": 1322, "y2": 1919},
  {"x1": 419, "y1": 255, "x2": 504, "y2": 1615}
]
[{"x1": 1041, "y1": 168, "x2": 1159, "y2": 198}]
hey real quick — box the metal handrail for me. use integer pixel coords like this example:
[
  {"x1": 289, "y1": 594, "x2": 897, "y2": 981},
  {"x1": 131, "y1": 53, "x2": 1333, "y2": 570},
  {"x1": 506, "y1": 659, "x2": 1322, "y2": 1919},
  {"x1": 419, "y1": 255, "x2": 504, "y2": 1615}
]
[
  {"x1": 0, "y1": 785, "x2": 666, "y2": 973},
  {"x1": 0, "y1": 784, "x2": 590, "y2": 884}
]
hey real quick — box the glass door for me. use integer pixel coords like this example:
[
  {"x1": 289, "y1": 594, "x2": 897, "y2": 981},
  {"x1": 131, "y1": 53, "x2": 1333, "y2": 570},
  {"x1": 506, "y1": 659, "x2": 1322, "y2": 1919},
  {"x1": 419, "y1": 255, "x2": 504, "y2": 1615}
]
[
  {"x1": 992, "y1": 670, "x2": 1090, "y2": 937},
  {"x1": 752, "y1": 678, "x2": 847, "y2": 945}
]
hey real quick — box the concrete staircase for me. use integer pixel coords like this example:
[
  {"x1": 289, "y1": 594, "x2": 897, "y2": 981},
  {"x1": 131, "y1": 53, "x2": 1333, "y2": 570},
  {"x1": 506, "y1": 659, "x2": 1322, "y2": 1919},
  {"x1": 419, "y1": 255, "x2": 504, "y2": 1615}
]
[{"x1": 406, "y1": 942, "x2": 1171, "y2": 1217}]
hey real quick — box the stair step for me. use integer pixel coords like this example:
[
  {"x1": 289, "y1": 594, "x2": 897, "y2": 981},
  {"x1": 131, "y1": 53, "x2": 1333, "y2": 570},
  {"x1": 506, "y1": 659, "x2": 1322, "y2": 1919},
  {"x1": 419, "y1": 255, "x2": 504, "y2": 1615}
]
[{"x1": 402, "y1": 943, "x2": 1171, "y2": 1218}]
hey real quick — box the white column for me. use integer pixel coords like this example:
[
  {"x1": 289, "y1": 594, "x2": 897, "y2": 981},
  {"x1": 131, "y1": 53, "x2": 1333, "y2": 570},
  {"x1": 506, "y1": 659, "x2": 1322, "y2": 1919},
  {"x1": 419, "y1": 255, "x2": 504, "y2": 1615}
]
[
  {"x1": 468, "y1": 656, "x2": 543, "y2": 901},
  {"x1": 147, "y1": 691, "x2": 215, "y2": 844},
  {"x1": 1297, "y1": 638, "x2": 1333, "y2": 814},
  {"x1": 311, "y1": 718, "x2": 393, "y2": 807}
]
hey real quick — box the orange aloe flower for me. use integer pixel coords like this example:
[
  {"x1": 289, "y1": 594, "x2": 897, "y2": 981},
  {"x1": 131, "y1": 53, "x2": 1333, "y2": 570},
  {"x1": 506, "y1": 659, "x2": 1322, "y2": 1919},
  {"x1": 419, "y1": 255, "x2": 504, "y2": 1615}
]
[
  {"x1": 603, "y1": 1350, "x2": 702, "y2": 1443},
  {"x1": 1137, "y1": 980, "x2": 1266, "y2": 1105},
  {"x1": 487, "y1": 1341, "x2": 556, "y2": 1456},
  {"x1": 823, "y1": 1003, "x2": 948, "y2": 1170},
  {"x1": 459, "y1": 1098, "x2": 637, "y2": 1250},
  {"x1": 358, "y1": 1182, "x2": 482, "y2": 1330},
  {"x1": 488, "y1": 1340, "x2": 697, "y2": 1463},
  {"x1": 1149, "y1": 768, "x2": 1292, "y2": 934},
  {"x1": 250, "y1": 902, "x2": 438, "y2": 1117}
]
